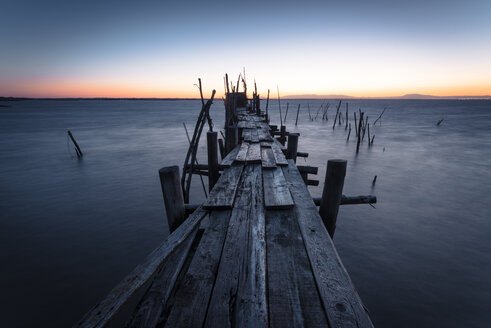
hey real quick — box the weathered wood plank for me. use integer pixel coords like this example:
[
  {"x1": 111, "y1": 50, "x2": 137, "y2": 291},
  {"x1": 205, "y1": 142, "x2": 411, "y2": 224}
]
[
  {"x1": 271, "y1": 142, "x2": 288, "y2": 166},
  {"x1": 127, "y1": 228, "x2": 199, "y2": 328},
  {"x1": 242, "y1": 128, "x2": 252, "y2": 142},
  {"x1": 163, "y1": 210, "x2": 233, "y2": 328},
  {"x1": 263, "y1": 167, "x2": 294, "y2": 209},
  {"x1": 205, "y1": 164, "x2": 267, "y2": 328},
  {"x1": 258, "y1": 128, "x2": 273, "y2": 142},
  {"x1": 249, "y1": 128, "x2": 260, "y2": 143},
  {"x1": 235, "y1": 142, "x2": 250, "y2": 162},
  {"x1": 281, "y1": 160, "x2": 374, "y2": 328},
  {"x1": 246, "y1": 142, "x2": 261, "y2": 163},
  {"x1": 220, "y1": 145, "x2": 240, "y2": 167},
  {"x1": 261, "y1": 146, "x2": 276, "y2": 169},
  {"x1": 266, "y1": 209, "x2": 329, "y2": 327},
  {"x1": 74, "y1": 207, "x2": 209, "y2": 328},
  {"x1": 260, "y1": 141, "x2": 272, "y2": 148},
  {"x1": 203, "y1": 165, "x2": 244, "y2": 209}
]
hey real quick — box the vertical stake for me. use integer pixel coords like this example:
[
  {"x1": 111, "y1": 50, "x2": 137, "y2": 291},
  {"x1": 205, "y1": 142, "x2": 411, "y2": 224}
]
[
  {"x1": 286, "y1": 133, "x2": 299, "y2": 163},
  {"x1": 319, "y1": 159, "x2": 347, "y2": 238},
  {"x1": 159, "y1": 166, "x2": 186, "y2": 233},
  {"x1": 207, "y1": 131, "x2": 219, "y2": 191}
]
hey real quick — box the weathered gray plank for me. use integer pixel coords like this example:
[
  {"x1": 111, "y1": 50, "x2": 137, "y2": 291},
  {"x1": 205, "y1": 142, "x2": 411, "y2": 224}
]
[
  {"x1": 205, "y1": 164, "x2": 267, "y2": 328},
  {"x1": 163, "y1": 210, "x2": 233, "y2": 328},
  {"x1": 271, "y1": 142, "x2": 288, "y2": 166},
  {"x1": 266, "y1": 209, "x2": 329, "y2": 327},
  {"x1": 203, "y1": 164, "x2": 244, "y2": 209},
  {"x1": 74, "y1": 208, "x2": 209, "y2": 328},
  {"x1": 249, "y1": 128, "x2": 260, "y2": 143},
  {"x1": 246, "y1": 142, "x2": 261, "y2": 163},
  {"x1": 127, "y1": 228, "x2": 199, "y2": 328},
  {"x1": 263, "y1": 167, "x2": 294, "y2": 209},
  {"x1": 258, "y1": 128, "x2": 273, "y2": 142},
  {"x1": 242, "y1": 128, "x2": 252, "y2": 142},
  {"x1": 220, "y1": 145, "x2": 240, "y2": 167},
  {"x1": 260, "y1": 141, "x2": 273, "y2": 148},
  {"x1": 235, "y1": 142, "x2": 250, "y2": 162},
  {"x1": 261, "y1": 147, "x2": 276, "y2": 169},
  {"x1": 281, "y1": 160, "x2": 374, "y2": 328}
]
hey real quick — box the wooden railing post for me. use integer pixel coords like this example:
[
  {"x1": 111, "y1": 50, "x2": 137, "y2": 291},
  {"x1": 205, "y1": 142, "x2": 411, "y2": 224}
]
[
  {"x1": 280, "y1": 125, "x2": 287, "y2": 145},
  {"x1": 207, "y1": 131, "x2": 219, "y2": 191},
  {"x1": 159, "y1": 166, "x2": 186, "y2": 233},
  {"x1": 319, "y1": 159, "x2": 347, "y2": 238},
  {"x1": 286, "y1": 132, "x2": 299, "y2": 162},
  {"x1": 225, "y1": 125, "x2": 238, "y2": 155}
]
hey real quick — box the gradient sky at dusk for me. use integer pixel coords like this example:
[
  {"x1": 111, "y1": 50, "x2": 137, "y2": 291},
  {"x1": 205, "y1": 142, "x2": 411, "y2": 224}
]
[{"x1": 1, "y1": 0, "x2": 490, "y2": 98}]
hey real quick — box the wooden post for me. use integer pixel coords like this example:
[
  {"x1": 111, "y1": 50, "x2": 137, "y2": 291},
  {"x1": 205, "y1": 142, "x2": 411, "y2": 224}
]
[
  {"x1": 295, "y1": 104, "x2": 300, "y2": 126},
  {"x1": 159, "y1": 166, "x2": 186, "y2": 233},
  {"x1": 218, "y1": 138, "x2": 225, "y2": 160},
  {"x1": 226, "y1": 125, "x2": 238, "y2": 155},
  {"x1": 256, "y1": 95, "x2": 261, "y2": 115},
  {"x1": 319, "y1": 159, "x2": 347, "y2": 238},
  {"x1": 67, "y1": 130, "x2": 83, "y2": 157},
  {"x1": 207, "y1": 131, "x2": 219, "y2": 191},
  {"x1": 286, "y1": 132, "x2": 299, "y2": 162},
  {"x1": 280, "y1": 125, "x2": 287, "y2": 146},
  {"x1": 266, "y1": 89, "x2": 270, "y2": 117}
]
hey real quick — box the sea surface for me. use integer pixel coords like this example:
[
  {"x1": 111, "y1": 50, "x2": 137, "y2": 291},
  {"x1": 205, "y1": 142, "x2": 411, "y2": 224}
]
[{"x1": 1, "y1": 99, "x2": 490, "y2": 327}]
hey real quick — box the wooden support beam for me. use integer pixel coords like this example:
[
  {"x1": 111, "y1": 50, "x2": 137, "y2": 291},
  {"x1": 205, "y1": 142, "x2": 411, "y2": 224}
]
[
  {"x1": 297, "y1": 165, "x2": 318, "y2": 175},
  {"x1": 225, "y1": 125, "x2": 238, "y2": 155},
  {"x1": 159, "y1": 166, "x2": 186, "y2": 233},
  {"x1": 319, "y1": 160, "x2": 347, "y2": 238},
  {"x1": 313, "y1": 195, "x2": 377, "y2": 206},
  {"x1": 297, "y1": 151, "x2": 309, "y2": 158}
]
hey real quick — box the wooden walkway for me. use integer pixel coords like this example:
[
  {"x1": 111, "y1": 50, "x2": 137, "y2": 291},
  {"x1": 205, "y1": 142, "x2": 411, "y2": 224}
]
[{"x1": 76, "y1": 108, "x2": 373, "y2": 328}]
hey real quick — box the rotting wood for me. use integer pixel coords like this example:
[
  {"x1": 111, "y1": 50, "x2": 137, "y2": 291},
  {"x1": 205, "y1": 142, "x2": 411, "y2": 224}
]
[
  {"x1": 220, "y1": 145, "x2": 240, "y2": 167},
  {"x1": 204, "y1": 165, "x2": 267, "y2": 327},
  {"x1": 246, "y1": 142, "x2": 261, "y2": 163},
  {"x1": 163, "y1": 210, "x2": 232, "y2": 328},
  {"x1": 261, "y1": 146, "x2": 277, "y2": 169},
  {"x1": 266, "y1": 209, "x2": 329, "y2": 327},
  {"x1": 263, "y1": 167, "x2": 294, "y2": 209},
  {"x1": 203, "y1": 164, "x2": 244, "y2": 209},
  {"x1": 271, "y1": 141, "x2": 288, "y2": 166},
  {"x1": 235, "y1": 142, "x2": 250, "y2": 162},
  {"x1": 282, "y1": 161, "x2": 374, "y2": 328}
]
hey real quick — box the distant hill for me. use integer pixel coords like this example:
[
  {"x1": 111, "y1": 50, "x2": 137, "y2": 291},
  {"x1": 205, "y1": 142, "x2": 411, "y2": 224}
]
[{"x1": 283, "y1": 93, "x2": 491, "y2": 100}]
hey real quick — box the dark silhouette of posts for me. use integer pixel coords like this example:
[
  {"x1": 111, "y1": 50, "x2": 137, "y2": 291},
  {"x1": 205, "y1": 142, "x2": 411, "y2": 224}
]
[
  {"x1": 280, "y1": 125, "x2": 287, "y2": 145},
  {"x1": 159, "y1": 166, "x2": 185, "y2": 233},
  {"x1": 225, "y1": 125, "x2": 238, "y2": 155},
  {"x1": 319, "y1": 159, "x2": 347, "y2": 238},
  {"x1": 286, "y1": 133, "x2": 299, "y2": 162},
  {"x1": 207, "y1": 131, "x2": 219, "y2": 191}
]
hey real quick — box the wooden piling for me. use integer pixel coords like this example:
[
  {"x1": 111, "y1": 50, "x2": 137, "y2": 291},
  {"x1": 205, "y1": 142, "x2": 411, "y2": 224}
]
[
  {"x1": 158, "y1": 166, "x2": 186, "y2": 233},
  {"x1": 207, "y1": 131, "x2": 219, "y2": 191},
  {"x1": 280, "y1": 125, "x2": 287, "y2": 146},
  {"x1": 295, "y1": 104, "x2": 300, "y2": 126},
  {"x1": 286, "y1": 133, "x2": 299, "y2": 163},
  {"x1": 356, "y1": 112, "x2": 364, "y2": 153},
  {"x1": 218, "y1": 138, "x2": 225, "y2": 160},
  {"x1": 67, "y1": 130, "x2": 83, "y2": 157},
  {"x1": 319, "y1": 159, "x2": 347, "y2": 238},
  {"x1": 225, "y1": 125, "x2": 238, "y2": 155}
]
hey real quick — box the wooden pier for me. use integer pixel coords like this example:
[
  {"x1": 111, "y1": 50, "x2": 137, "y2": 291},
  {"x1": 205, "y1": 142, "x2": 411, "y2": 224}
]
[{"x1": 76, "y1": 84, "x2": 375, "y2": 327}]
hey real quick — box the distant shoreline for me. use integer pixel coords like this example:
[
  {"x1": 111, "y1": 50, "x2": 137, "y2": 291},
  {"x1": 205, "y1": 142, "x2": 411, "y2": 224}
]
[{"x1": 1, "y1": 95, "x2": 490, "y2": 101}]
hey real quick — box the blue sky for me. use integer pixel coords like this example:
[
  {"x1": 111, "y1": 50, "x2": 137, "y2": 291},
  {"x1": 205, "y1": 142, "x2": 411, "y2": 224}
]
[{"x1": 1, "y1": 0, "x2": 490, "y2": 97}]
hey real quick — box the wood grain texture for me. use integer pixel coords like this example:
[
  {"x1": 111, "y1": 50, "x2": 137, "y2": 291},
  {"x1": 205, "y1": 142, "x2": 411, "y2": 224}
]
[
  {"x1": 164, "y1": 210, "x2": 233, "y2": 328},
  {"x1": 246, "y1": 142, "x2": 261, "y2": 163},
  {"x1": 242, "y1": 129, "x2": 252, "y2": 142},
  {"x1": 271, "y1": 142, "x2": 288, "y2": 166},
  {"x1": 220, "y1": 145, "x2": 240, "y2": 167},
  {"x1": 281, "y1": 160, "x2": 374, "y2": 328},
  {"x1": 235, "y1": 142, "x2": 250, "y2": 162},
  {"x1": 127, "y1": 228, "x2": 199, "y2": 328},
  {"x1": 258, "y1": 128, "x2": 273, "y2": 142},
  {"x1": 203, "y1": 165, "x2": 244, "y2": 209},
  {"x1": 74, "y1": 208, "x2": 208, "y2": 328},
  {"x1": 263, "y1": 167, "x2": 294, "y2": 209},
  {"x1": 261, "y1": 146, "x2": 276, "y2": 169},
  {"x1": 205, "y1": 164, "x2": 268, "y2": 328},
  {"x1": 266, "y1": 209, "x2": 329, "y2": 327},
  {"x1": 249, "y1": 128, "x2": 260, "y2": 143}
]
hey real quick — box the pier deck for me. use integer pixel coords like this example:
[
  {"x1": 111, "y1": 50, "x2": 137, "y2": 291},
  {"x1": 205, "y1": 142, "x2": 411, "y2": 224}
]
[{"x1": 76, "y1": 107, "x2": 373, "y2": 328}]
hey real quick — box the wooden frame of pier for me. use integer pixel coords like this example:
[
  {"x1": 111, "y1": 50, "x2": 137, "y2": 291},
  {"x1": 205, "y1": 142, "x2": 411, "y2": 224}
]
[{"x1": 75, "y1": 79, "x2": 375, "y2": 328}]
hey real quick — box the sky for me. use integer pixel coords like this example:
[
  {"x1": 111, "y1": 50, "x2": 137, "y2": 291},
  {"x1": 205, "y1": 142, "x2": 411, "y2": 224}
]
[{"x1": 1, "y1": 0, "x2": 490, "y2": 98}]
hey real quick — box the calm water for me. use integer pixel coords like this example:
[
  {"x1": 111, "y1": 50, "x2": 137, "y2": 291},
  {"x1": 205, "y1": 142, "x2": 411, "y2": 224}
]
[{"x1": 1, "y1": 99, "x2": 490, "y2": 327}]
